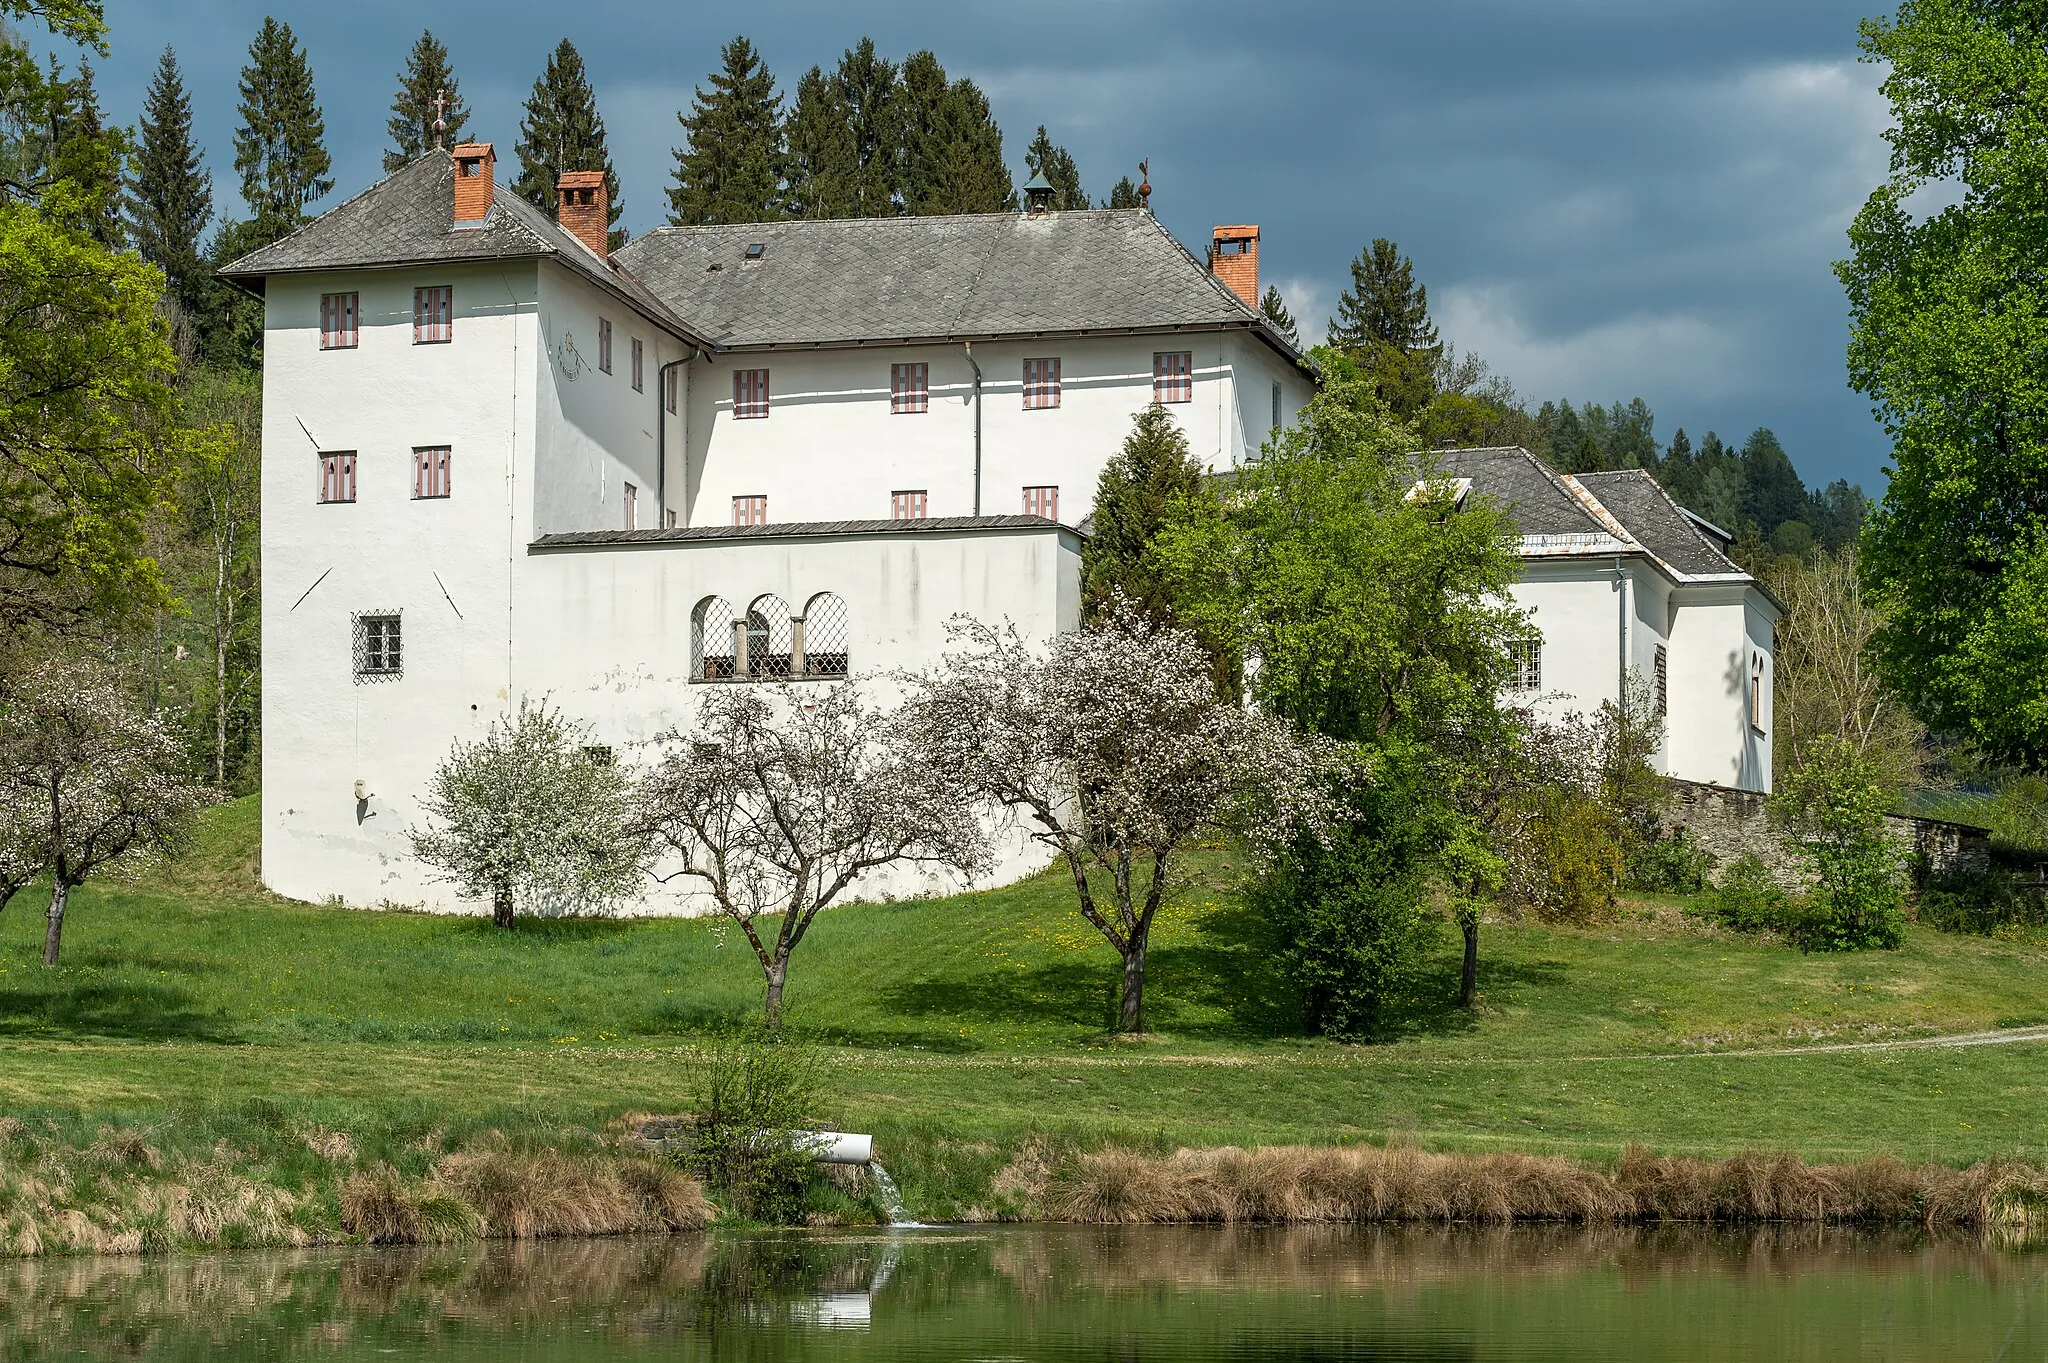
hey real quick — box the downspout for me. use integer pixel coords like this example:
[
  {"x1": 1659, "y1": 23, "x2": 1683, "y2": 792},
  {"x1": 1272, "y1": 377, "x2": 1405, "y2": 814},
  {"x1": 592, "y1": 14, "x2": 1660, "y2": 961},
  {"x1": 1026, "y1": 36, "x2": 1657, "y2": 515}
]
[
  {"x1": 963, "y1": 341, "x2": 983, "y2": 516},
  {"x1": 656, "y1": 351, "x2": 694, "y2": 528},
  {"x1": 1612, "y1": 557, "x2": 1631, "y2": 713}
]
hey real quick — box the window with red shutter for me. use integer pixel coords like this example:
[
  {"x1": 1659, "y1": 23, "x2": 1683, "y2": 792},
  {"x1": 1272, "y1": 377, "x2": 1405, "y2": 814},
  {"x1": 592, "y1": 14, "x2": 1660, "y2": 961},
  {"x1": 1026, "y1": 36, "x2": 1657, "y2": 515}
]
[
  {"x1": 1153, "y1": 350, "x2": 1192, "y2": 403},
  {"x1": 412, "y1": 446, "x2": 451, "y2": 499},
  {"x1": 318, "y1": 452, "x2": 357, "y2": 503},
  {"x1": 733, "y1": 495, "x2": 768, "y2": 526},
  {"x1": 891, "y1": 362, "x2": 929, "y2": 414},
  {"x1": 892, "y1": 489, "x2": 928, "y2": 520},
  {"x1": 413, "y1": 286, "x2": 452, "y2": 344},
  {"x1": 1023, "y1": 357, "x2": 1061, "y2": 410},
  {"x1": 598, "y1": 318, "x2": 612, "y2": 373},
  {"x1": 733, "y1": 369, "x2": 770, "y2": 418},
  {"x1": 320, "y1": 293, "x2": 358, "y2": 350},
  {"x1": 1022, "y1": 485, "x2": 1059, "y2": 519}
]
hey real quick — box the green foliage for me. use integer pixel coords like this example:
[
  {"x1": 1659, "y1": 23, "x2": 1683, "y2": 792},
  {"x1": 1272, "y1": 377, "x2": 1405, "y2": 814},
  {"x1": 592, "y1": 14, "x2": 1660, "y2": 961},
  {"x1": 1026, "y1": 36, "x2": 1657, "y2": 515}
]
[
  {"x1": 1104, "y1": 174, "x2": 1140, "y2": 210},
  {"x1": 1771, "y1": 737, "x2": 1907, "y2": 952},
  {"x1": 1626, "y1": 826, "x2": 1715, "y2": 895},
  {"x1": 1707, "y1": 854, "x2": 1792, "y2": 934},
  {"x1": 1916, "y1": 865, "x2": 2048, "y2": 938},
  {"x1": 1327, "y1": 239, "x2": 1440, "y2": 416},
  {"x1": 513, "y1": 39, "x2": 623, "y2": 248},
  {"x1": 41, "y1": 60, "x2": 121, "y2": 246},
  {"x1": 1520, "y1": 788, "x2": 1625, "y2": 921},
  {"x1": 686, "y1": 1030, "x2": 827, "y2": 1223},
  {"x1": 897, "y1": 50, "x2": 1011, "y2": 215},
  {"x1": 1989, "y1": 776, "x2": 2048, "y2": 856},
  {"x1": 384, "y1": 30, "x2": 468, "y2": 173},
  {"x1": 1253, "y1": 777, "x2": 1445, "y2": 1040},
  {"x1": 781, "y1": 65, "x2": 854, "y2": 219},
  {"x1": 1023, "y1": 124, "x2": 1087, "y2": 209},
  {"x1": 831, "y1": 38, "x2": 899, "y2": 218},
  {"x1": 668, "y1": 36, "x2": 784, "y2": 225},
  {"x1": 1259, "y1": 285, "x2": 1296, "y2": 341},
  {"x1": 1836, "y1": 0, "x2": 2048, "y2": 768},
  {"x1": 127, "y1": 46, "x2": 213, "y2": 328},
  {"x1": 231, "y1": 17, "x2": 332, "y2": 243}
]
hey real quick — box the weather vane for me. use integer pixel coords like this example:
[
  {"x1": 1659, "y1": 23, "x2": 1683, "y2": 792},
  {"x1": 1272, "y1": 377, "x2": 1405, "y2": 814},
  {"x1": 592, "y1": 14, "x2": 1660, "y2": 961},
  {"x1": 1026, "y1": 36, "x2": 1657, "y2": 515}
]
[{"x1": 1138, "y1": 159, "x2": 1151, "y2": 213}]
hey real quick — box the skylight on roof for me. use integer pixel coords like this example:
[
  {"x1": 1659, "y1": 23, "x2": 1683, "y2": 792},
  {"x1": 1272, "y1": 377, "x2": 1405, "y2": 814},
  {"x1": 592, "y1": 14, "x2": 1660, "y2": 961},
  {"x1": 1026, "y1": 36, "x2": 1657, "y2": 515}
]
[{"x1": 744, "y1": 242, "x2": 766, "y2": 260}]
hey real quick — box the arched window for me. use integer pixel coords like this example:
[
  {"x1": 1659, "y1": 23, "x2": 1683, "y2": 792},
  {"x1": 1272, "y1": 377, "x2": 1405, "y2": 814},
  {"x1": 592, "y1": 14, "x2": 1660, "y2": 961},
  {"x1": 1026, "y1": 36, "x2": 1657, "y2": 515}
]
[
  {"x1": 747, "y1": 595, "x2": 794, "y2": 678},
  {"x1": 692, "y1": 597, "x2": 737, "y2": 681},
  {"x1": 800, "y1": 592, "x2": 850, "y2": 678}
]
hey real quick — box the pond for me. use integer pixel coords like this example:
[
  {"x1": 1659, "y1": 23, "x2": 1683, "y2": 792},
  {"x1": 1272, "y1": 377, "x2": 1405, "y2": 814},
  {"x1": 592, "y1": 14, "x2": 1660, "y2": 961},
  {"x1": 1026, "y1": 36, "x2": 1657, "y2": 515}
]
[{"x1": 0, "y1": 1224, "x2": 2042, "y2": 1360}]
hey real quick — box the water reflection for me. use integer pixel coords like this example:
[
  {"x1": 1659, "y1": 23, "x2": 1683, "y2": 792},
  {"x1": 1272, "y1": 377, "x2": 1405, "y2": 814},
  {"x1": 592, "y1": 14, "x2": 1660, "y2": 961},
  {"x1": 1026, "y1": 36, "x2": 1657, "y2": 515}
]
[{"x1": 0, "y1": 1224, "x2": 2043, "y2": 1360}]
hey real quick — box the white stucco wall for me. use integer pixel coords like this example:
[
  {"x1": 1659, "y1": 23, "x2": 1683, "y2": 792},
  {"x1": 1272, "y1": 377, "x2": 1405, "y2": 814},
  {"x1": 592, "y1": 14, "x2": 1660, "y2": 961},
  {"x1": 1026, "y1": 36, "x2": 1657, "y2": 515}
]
[{"x1": 681, "y1": 332, "x2": 1312, "y2": 528}]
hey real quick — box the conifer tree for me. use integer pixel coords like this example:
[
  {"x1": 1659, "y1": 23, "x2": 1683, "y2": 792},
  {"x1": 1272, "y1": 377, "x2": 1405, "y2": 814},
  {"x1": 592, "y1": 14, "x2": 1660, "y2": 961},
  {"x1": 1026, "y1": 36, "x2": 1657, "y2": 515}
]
[
  {"x1": 1024, "y1": 124, "x2": 1087, "y2": 209},
  {"x1": 1105, "y1": 174, "x2": 1140, "y2": 209},
  {"x1": 667, "y1": 35, "x2": 783, "y2": 225},
  {"x1": 1328, "y1": 238, "x2": 1440, "y2": 416},
  {"x1": 128, "y1": 45, "x2": 214, "y2": 322},
  {"x1": 231, "y1": 17, "x2": 332, "y2": 245},
  {"x1": 898, "y1": 51, "x2": 1011, "y2": 215},
  {"x1": 782, "y1": 65, "x2": 856, "y2": 219},
  {"x1": 1260, "y1": 285, "x2": 1296, "y2": 339},
  {"x1": 513, "y1": 39, "x2": 624, "y2": 248},
  {"x1": 46, "y1": 59, "x2": 123, "y2": 246},
  {"x1": 834, "y1": 38, "x2": 898, "y2": 216},
  {"x1": 385, "y1": 29, "x2": 468, "y2": 172}
]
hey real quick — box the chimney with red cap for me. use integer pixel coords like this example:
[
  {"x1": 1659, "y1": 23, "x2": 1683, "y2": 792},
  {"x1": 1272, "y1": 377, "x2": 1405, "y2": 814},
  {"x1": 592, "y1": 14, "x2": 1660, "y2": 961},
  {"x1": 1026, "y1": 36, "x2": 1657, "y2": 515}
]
[
  {"x1": 557, "y1": 170, "x2": 609, "y2": 260},
  {"x1": 1209, "y1": 225, "x2": 1259, "y2": 307},
  {"x1": 451, "y1": 142, "x2": 495, "y2": 223}
]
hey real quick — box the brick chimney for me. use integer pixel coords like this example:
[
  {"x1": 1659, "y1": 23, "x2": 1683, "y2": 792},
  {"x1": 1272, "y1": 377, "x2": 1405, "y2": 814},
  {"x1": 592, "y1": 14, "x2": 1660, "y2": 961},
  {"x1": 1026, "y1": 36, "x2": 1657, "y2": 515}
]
[
  {"x1": 557, "y1": 170, "x2": 609, "y2": 259},
  {"x1": 1210, "y1": 225, "x2": 1259, "y2": 307},
  {"x1": 451, "y1": 142, "x2": 495, "y2": 223}
]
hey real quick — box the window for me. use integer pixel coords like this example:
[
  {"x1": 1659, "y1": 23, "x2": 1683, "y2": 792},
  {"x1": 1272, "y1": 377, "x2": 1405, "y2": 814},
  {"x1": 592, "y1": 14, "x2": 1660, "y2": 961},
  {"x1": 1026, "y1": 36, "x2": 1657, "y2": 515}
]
[
  {"x1": 691, "y1": 592, "x2": 850, "y2": 682},
  {"x1": 412, "y1": 446, "x2": 450, "y2": 499},
  {"x1": 1023, "y1": 357, "x2": 1061, "y2": 410},
  {"x1": 893, "y1": 489, "x2": 928, "y2": 520},
  {"x1": 664, "y1": 363, "x2": 679, "y2": 414},
  {"x1": 733, "y1": 494, "x2": 767, "y2": 526},
  {"x1": 666, "y1": 508, "x2": 678, "y2": 528},
  {"x1": 800, "y1": 592, "x2": 850, "y2": 677},
  {"x1": 1023, "y1": 485, "x2": 1059, "y2": 520},
  {"x1": 581, "y1": 745, "x2": 615, "y2": 766},
  {"x1": 892, "y1": 362, "x2": 929, "y2": 414},
  {"x1": 319, "y1": 293, "x2": 358, "y2": 349},
  {"x1": 413, "y1": 286, "x2": 451, "y2": 344},
  {"x1": 598, "y1": 318, "x2": 612, "y2": 373},
  {"x1": 1153, "y1": 351, "x2": 1192, "y2": 403},
  {"x1": 693, "y1": 597, "x2": 738, "y2": 680},
  {"x1": 1506, "y1": 638, "x2": 1541, "y2": 691},
  {"x1": 631, "y1": 337, "x2": 643, "y2": 392},
  {"x1": 733, "y1": 368, "x2": 770, "y2": 418},
  {"x1": 353, "y1": 612, "x2": 401, "y2": 681},
  {"x1": 1271, "y1": 382, "x2": 1282, "y2": 432},
  {"x1": 623, "y1": 482, "x2": 638, "y2": 529},
  {"x1": 1654, "y1": 645, "x2": 1669, "y2": 717},
  {"x1": 746, "y1": 595, "x2": 794, "y2": 678},
  {"x1": 1751, "y1": 652, "x2": 1766, "y2": 732},
  {"x1": 318, "y1": 452, "x2": 357, "y2": 504}
]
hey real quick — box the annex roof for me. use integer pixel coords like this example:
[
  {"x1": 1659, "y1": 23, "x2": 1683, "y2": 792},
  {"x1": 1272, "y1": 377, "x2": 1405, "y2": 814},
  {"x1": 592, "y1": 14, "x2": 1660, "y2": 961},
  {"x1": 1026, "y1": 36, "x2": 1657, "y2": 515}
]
[
  {"x1": 1573, "y1": 469, "x2": 1747, "y2": 579},
  {"x1": 218, "y1": 152, "x2": 715, "y2": 349},
  {"x1": 530, "y1": 514, "x2": 1080, "y2": 550},
  {"x1": 611, "y1": 209, "x2": 1309, "y2": 367}
]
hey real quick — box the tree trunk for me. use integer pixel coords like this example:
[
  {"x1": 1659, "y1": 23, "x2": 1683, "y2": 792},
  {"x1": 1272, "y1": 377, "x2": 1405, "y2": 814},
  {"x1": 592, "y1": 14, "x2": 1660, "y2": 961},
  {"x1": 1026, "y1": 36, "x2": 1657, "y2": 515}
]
[
  {"x1": 42, "y1": 879, "x2": 68, "y2": 967},
  {"x1": 764, "y1": 957, "x2": 788, "y2": 1032},
  {"x1": 1459, "y1": 913, "x2": 1479, "y2": 1010},
  {"x1": 1117, "y1": 936, "x2": 1147, "y2": 1034},
  {"x1": 492, "y1": 885, "x2": 514, "y2": 930}
]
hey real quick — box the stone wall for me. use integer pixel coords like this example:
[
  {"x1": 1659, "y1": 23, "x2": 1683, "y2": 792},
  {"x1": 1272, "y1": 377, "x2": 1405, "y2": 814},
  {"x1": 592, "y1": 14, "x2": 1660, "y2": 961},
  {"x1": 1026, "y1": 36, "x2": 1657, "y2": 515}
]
[{"x1": 1657, "y1": 778, "x2": 1989, "y2": 889}]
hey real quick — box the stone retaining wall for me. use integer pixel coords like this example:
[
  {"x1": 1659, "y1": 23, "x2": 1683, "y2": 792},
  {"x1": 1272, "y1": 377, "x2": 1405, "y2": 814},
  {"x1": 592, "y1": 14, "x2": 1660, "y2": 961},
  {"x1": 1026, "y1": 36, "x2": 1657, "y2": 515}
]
[{"x1": 1657, "y1": 779, "x2": 1989, "y2": 888}]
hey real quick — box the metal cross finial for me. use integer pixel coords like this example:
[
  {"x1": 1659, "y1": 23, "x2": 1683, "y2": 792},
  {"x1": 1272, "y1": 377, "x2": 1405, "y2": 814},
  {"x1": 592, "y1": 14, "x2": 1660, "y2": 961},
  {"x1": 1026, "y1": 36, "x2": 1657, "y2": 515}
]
[
  {"x1": 1138, "y1": 159, "x2": 1151, "y2": 213},
  {"x1": 431, "y1": 88, "x2": 448, "y2": 150}
]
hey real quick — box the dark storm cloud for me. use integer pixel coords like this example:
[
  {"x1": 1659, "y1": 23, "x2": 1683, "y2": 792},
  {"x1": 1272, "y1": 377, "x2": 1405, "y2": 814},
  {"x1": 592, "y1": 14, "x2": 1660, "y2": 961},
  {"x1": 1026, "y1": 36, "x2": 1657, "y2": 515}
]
[{"x1": 92, "y1": 0, "x2": 1891, "y2": 486}]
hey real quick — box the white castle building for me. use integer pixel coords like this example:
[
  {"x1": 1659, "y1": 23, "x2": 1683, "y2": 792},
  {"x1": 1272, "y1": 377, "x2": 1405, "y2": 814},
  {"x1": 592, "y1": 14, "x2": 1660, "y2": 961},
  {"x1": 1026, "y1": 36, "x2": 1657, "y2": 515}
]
[{"x1": 224, "y1": 145, "x2": 1775, "y2": 912}]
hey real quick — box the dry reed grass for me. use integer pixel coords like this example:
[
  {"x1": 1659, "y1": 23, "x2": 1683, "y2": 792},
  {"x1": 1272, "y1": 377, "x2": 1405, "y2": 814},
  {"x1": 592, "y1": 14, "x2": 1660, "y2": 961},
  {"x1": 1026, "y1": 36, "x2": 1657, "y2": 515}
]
[{"x1": 1051, "y1": 1143, "x2": 2048, "y2": 1228}]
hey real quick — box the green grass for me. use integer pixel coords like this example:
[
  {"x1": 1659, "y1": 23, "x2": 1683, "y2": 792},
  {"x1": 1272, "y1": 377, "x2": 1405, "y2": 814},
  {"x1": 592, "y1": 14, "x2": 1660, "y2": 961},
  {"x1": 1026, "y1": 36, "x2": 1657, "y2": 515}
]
[{"x1": 7, "y1": 795, "x2": 2048, "y2": 1220}]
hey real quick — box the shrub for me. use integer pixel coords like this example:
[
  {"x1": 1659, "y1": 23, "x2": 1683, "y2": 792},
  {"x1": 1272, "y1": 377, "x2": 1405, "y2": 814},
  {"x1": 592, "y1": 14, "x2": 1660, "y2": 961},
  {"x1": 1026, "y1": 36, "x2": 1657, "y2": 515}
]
[
  {"x1": 1523, "y1": 789, "x2": 1624, "y2": 921},
  {"x1": 1625, "y1": 826, "x2": 1715, "y2": 895},
  {"x1": 1917, "y1": 865, "x2": 2048, "y2": 937},
  {"x1": 687, "y1": 1031, "x2": 827, "y2": 1223},
  {"x1": 1771, "y1": 737, "x2": 1907, "y2": 952},
  {"x1": 1707, "y1": 855, "x2": 1791, "y2": 934},
  {"x1": 1991, "y1": 775, "x2": 2048, "y2": 857}
]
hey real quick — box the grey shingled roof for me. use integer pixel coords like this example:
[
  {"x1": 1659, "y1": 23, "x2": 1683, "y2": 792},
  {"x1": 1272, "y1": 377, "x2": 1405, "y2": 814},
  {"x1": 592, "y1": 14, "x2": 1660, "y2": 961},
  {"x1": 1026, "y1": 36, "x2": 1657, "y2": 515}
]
[
  {"x1": 530, "y1": 515, "x2": 1076, "y2": 550},
  {"x1": 612, "y1": 210, "x2": 1308, "y2": 366},
  {"x1": 1425, "y1": 446, "x2": 1607, "y2": 537},
  {"x1": 218, "y1": 152, "x2": 714, "y2": 348},
  {"x1": 1574, "y1": 469, "x2": 1746, "y2": 577}
]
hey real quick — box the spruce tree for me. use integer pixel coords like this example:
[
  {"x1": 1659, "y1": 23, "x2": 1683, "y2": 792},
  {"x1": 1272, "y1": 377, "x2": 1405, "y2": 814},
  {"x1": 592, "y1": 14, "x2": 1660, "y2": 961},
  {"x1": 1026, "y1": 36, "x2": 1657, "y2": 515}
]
[
  {"x1": 128, "y1": 45, "x2": 213, "y2": 321},
  {"x1": 47, "y1": 60, "x2": 124, "y2": 246},
  {"x1": 899, "y1": 52, "x2": 1011, "y2": 215},
  {"x1": 1328, "y1": 238, "x2": 1440, "y2": 416},
  {"x1": 834, "y1": 38, "x2": 898, "y2": 216},
  {"x1": 513, "y1": 39, "x2": 624, "y2": 248},
  {"x1": 1105, "y1": 175, "x2": 1140, "y2": 209},
  {"x1": 232, "y1": 17, "x2": 332, "y2": 245},
  {"x1": 1260, "y1": 285, "x2": 1296, "y2": 339},
  {"x1": 782, "y1": 65, "x2": 856, "y2": 219},
  {"x1": 1024, "y1": 125, "x2": 1087, "y2": 209},
  {"x1": 385, "y1": 29, "x2": 468, "y2": 172},
  {"x1": 667, "y1": 35, "x2": 783, "y2": 225}
]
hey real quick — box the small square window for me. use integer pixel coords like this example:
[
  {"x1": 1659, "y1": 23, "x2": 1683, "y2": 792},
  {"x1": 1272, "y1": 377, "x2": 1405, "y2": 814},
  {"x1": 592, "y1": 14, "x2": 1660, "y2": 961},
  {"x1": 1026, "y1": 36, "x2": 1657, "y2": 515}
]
[
  {"x1": 1153, "y1": 351, "x2": 1192, "y2": 404},
  {"x1": 1023, "y1": 485, "x2": 1059, "y2": 520},
  {"x1": 733, "y1": 368, "x2": 770, "y2": 418},
  {"x1": 318, "y1": 452, "x2": 357, "y2": 504},
  {"x1": 631, "y1": 337, "x2": 643, "y2": 392},
  {"x1": 598, "y1": 318, "x2": 612, "y2": 373},
  {"x1": 353, "y1": 612, "x2": 402, "y2": 681},
  {"x1": 733, "y1": 494, "x2": 767, "y2": 527},
  {"x1": 413, "y1": 446, "x2": 450, "y2": 499},
  {"x1": 320, "y1": 293, "x2": 358, "y2": 350},
  {"x1": 1023, "y1": 357, "x2": 1060, "y2": 410},
  {"x1": 893, "y1": 489, "x2": 928, "y2": 520},
  {"x1": 892, "y1": 362, "x2": 929, "y2": 414},
  {"x1": 623, "y1": 482, "x2": 638, "y2": 530},
  {"x1": 1506, "y1": 638, "x2": 1541, "y2": 691},
  {"x1": 413, "y1": 286, "x2": 452, "y2": 344}
]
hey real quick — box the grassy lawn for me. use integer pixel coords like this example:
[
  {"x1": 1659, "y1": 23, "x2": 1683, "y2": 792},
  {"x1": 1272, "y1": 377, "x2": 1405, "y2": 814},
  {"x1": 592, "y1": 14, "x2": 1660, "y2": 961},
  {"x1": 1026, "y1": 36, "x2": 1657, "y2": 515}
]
[{"x1": 4, "y1": 794, "x2": 2048, "y2": 1216}]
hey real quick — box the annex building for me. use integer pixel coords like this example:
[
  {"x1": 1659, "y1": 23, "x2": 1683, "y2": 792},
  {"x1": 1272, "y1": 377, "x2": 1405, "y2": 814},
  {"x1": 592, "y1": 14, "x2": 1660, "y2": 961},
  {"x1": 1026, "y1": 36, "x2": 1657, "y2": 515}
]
[{"x1": 223, "y1": 145, "x2": 1773, "y2": 913}]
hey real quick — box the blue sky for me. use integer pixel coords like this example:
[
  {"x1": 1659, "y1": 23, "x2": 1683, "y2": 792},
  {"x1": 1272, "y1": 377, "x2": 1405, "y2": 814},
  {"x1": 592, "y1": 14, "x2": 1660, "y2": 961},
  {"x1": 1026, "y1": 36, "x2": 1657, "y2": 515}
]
[{"x1": 88, "y1": 0, "x2": 1893, "y2": 490}]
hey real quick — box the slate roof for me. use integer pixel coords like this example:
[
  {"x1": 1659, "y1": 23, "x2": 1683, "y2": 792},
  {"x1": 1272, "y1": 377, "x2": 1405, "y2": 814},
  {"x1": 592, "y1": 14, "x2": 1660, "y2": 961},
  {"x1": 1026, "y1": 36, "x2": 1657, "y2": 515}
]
[
  {"x1": 218, "y1": 153, "x2": 715, "y2": 348},
  {"x1": 531, "y1": 515, "x2": 1076, "y2": 550},
  {"x1": 611, "y1": 210, "x2": 1309, "y2": 366},
  {"x1": 1425, "y1": 447, "x2": 1607, "y2": 537},
  {"x1": 1574, "y1": 469, "x2": 1746, "y2": 577}
]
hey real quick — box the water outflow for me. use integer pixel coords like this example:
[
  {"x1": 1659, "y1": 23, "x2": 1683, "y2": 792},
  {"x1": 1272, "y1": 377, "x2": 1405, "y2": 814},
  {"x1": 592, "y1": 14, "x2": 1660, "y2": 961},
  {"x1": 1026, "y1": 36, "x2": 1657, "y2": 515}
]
[{"x1": 867, "y1": 1161, "x2": 922, "y2": 1227}]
